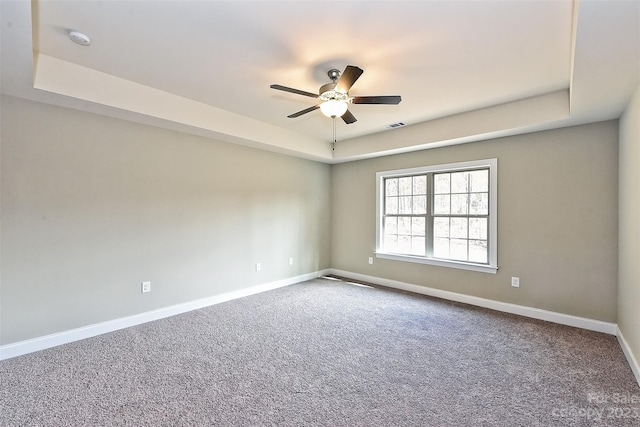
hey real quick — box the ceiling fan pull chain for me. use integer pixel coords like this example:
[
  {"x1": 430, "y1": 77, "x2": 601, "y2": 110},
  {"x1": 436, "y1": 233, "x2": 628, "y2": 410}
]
[{"x1": 332, "y1": 117, "x2": 336, "y2": 151}]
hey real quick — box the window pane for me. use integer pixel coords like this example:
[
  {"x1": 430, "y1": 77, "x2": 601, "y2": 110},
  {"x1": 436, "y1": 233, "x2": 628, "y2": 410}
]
[
  {"x1": 411, "y1": 237, "x2": 425, "y2": 255},
  {"x1": 399, "y1": 177, "x2": 412, "y2": 195},
  {"x1": 469, "y1": 170, "x2": 488, "y2": 192},
  {"x1": 469, "y1": 218, "x2": 487, "y2": 240},
  {"x1": 413, "y1": 175, "x2": 427, "y2": 195},
  {"x1": 450, "y1": 218, "x2": 468, "y2": 239},
  {"x1": 412, "y1": 217, "x2": 426, "y2": 236},
  {"x1": 413, "y1": 195, "x2": 427, "y2": 214},
  {"x1": 384, "y1": 234, "x2": 398, "y2": 252},
  {"x1": 450, "y1": 239, "x2": 468, "y2": 261},
  {"x1": 434, "y1": 195, "x2": 450, "y2": 214},
  {"x1": 451, "y1": 194, "x2": 468, "y2": 215},
  {"x1": 434, "y1": 217, "x2": 449, "y2": 238},
  {"x1": 469, "y1": 240, "x2": 487, "y2": 263},
  {"x1": 386, "y1": 196, "x2": 398, "y2": 214},
  {"x1": 399, "y1": 196, "x2": 412, "y2": 214},
  {"x1": 469, "y1": 193, "x2": 488, "y2": 215},
  {"x1": 398, "y1": 217, "x2": 411, "y2": 235},
  {"x1": 434, "y1": 174, "x2": 450, "y2": 194},
  {"x1": 385, "y1": 217, "x2": 398, "y2": 235},
  {"x1": 386, "y1": 178, "x2": 398, "y2": 196},
  {"x1": 434, "y1": 238, "x2": 450, "y2": 258},
  {"x1": 398, "y1": 235, "x2": 411, "y2": 253},
  {"x1": 451, "y1": 172, "x2": 469, "y2": 193}
]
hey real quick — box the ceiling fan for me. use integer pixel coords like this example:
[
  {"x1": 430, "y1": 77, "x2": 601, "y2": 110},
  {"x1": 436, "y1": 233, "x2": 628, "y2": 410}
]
[{"x1": 270, "y1": 65, "x2": 401, "y2": 124}]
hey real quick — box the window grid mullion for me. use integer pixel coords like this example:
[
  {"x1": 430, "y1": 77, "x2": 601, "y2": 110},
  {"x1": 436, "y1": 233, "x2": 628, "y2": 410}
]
[{"x1": 425, "y1": 173, "x2": 432, "y2": 258}]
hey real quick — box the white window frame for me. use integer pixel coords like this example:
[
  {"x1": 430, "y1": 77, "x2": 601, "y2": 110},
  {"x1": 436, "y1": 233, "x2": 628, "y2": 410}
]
[{"x1": 376, "y1": 158, "x2": 498, "y2": 274}]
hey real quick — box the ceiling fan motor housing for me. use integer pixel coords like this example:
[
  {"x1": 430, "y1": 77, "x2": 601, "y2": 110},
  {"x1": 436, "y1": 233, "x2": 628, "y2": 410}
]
[
  {"x1": 319, "y1": 83, "x2": 350, "y2": 102},
  {"x1": 319, "y1": 83, "x2": 336, "y2": 95}
]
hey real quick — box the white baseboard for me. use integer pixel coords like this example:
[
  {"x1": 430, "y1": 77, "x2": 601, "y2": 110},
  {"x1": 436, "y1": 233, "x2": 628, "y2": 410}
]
[
  {"x1": 329, "y1": 269, "x2": 618, "y2": 335},
  {"x1": 617, "y1": 328, "x2": 640, "y2": 387},
  {"x1": 2, "y1": 268, "x2": 628, "y2": 371},
  {"x1": 0, "y1": 270, "x2": 329, "y2": 361}
]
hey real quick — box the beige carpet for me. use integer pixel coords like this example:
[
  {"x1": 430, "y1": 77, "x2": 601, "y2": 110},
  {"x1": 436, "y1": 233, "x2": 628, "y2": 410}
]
[{"x1": 1, "y1": 276, "x2": 638, "y2": 426}]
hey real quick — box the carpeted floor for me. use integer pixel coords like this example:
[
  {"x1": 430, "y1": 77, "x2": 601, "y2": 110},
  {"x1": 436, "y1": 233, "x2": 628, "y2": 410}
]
[{"x1": 1, "y1": 276, "x2": 638, "y2": 426}]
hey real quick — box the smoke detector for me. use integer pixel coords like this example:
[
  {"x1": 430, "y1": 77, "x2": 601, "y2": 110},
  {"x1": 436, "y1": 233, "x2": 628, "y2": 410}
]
[{"x1": 68, "y1": 31, "x2": 91, "y2": 46}]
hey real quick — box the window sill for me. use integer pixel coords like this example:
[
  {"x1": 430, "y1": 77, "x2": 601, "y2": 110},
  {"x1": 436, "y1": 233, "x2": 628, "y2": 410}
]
[{"x1": 375, "y1": 252, "x2": 498, "y2": 274}]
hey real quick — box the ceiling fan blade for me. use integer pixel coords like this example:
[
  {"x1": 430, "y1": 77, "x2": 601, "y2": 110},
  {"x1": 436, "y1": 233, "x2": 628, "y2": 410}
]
[
  {"x1": 351, "y1": 96, "x2": 402, "y2": 105},
  {"x1": 341, "y1": 109, "x2": 357, "y2": 124},
  {"x1": 287, "y1": 105, "x2": 320, "y2": 118},
  {"x1": 335, "y1": 65, "x2": 364, "y2": 93},
  {"x1": 270, "y1": 84, "x2": 318, "y2": 98}
]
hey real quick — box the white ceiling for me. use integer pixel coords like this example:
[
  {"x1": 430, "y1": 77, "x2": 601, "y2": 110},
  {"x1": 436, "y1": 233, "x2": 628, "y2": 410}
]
[{"x1": 2, "y1": 0, "x2": 639, "y2": 163}]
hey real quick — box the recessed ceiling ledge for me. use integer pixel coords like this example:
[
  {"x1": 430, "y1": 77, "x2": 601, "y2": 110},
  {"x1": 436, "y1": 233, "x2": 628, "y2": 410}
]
[
  {"x1": 32, "y1": 53, "x2": 333, "y2": 161},
  {"x1": 332, "y1": 89, "x2": 570, "y2": 161}
]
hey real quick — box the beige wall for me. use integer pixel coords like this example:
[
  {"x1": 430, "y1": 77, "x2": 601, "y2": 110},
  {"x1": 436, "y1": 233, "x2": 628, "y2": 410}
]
[
  {"x1": 618, "y1": 85, "x2": 640, "y2": 366},
  {"x1": 331, "y1": 121, "x2": 619, "y2": 322},
  {"x1": 0, "y1": 95, "x2": 331, "y2": 345},
  {"x1": 0, "y1": 92, "x2": 629, "y2": 349}
]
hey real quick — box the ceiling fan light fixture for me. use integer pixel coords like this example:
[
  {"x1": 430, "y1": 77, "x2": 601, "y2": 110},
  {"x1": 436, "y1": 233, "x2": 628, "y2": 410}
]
[{"x1": 320, "y1": 100, "x2": 348, "y2": 118}]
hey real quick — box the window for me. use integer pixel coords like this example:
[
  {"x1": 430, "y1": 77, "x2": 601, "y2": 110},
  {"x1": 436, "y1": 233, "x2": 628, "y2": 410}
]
[{"x1": 376, "y1": 159, "x2": 497, "y2": 273}]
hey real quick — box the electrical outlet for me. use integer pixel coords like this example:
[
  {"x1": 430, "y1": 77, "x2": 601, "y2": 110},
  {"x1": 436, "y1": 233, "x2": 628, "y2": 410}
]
[
  {"x1": 368, "y1": 257, "x2": 374, "y2": 265},
  {"x1": 255, "y1": 263, "x2": 261, "y2": 272},
  {"x1": 511, "y1": 277, "x2": 520, "y2": 288},
  {"x1": 141, "y1": 281, "x2": 151, "y2": 293},
  {"x1": 289, "y1": 258, "x2": 294, "y2": 266}
]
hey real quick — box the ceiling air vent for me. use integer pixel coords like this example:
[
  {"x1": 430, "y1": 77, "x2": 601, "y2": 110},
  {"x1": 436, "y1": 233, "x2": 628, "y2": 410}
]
[{"x1": 385, "y1": 122, "x2": 406, "y2": 130}]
